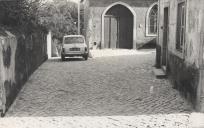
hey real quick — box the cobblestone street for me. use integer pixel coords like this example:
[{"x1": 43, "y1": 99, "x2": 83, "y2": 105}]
[{"x1": 3, "y1": 50, "x2": 195, "y2": 127}]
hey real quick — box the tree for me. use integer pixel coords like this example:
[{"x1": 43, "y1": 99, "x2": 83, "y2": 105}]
[
  {"x1": 0, "y1": 0, "x2": 83, "y2": 40},
  {"x1": 38, "y1": 0, "x2": 80, "y2": 41},
  {"x1": 0, "y1": 0, "x2": 46, "y2": 34}
]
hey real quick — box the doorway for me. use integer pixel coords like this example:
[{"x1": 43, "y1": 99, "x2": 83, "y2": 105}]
[
  {"x1": 162, "y1": 7, "x2": 169, "y2": 70},
  {"x1": 104, "y1": 4, "x2": 133, "y2": 49}
]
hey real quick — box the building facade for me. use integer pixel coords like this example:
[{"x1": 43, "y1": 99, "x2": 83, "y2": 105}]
[
  {"x1": 156, "y1": 0, "x2": 204, "y2": 112},
  {"x1": 83, "y1": 0, "x2": 158, "y2": 49}
]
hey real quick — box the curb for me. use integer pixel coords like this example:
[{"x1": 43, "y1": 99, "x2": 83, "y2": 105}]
[{"x1": 189, "y1": 113, "x2": 204, "y2": 128}]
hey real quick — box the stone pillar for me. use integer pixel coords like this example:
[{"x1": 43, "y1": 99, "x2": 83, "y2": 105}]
[{"x1": 47, "y1": 31, "x2": 52, "y2": 59}]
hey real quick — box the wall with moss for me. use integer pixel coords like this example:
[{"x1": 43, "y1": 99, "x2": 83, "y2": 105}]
[
  {"x1": 157, "y1": 0, "x2": 204, "y2": 112},
  {"x1": 168, "y1": 52, "x2": 199, "y2": 108},
  {"x1": 0, "y1": 30, "x2": 47, "y2": 115}
]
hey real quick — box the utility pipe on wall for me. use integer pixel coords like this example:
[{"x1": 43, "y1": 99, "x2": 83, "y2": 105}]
[{"x1": 78, "y1": 0, "x2": 80, "y2": 35}]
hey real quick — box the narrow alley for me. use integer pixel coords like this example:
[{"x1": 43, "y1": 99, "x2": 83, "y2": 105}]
[
  {"x1": 1, "y1": 0, "x2": 204, "y2": 127},
  {"x1": 2, "y1": 50, "x2": 194, "y2": 128}
]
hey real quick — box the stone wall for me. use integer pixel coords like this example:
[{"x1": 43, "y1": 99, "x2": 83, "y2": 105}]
[
  {"x1": 89, "y1": 0, "x2": 157, "y2": 7},
  {"x1": 157, "y1": 0, "x2": 204, "y2": 111},
  {"x1": 83, "y1": 0, "x2": 90, "y2": 48},
  {"x1": 168, "y1": 52, "x2": 199, "y2": 107},
  {"x1": 0, "y1": 30, "x2": 47, "y2": 115}
]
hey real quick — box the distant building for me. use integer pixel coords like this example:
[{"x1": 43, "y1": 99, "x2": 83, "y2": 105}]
[
  {"x1": 156, "y1": 0, "x2": 204, "y2": 112},
  {"x1": 83, "y1": 0, "x2": 158, "y2": 49}
]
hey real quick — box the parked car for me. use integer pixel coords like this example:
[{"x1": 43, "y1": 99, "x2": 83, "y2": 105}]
[{"x1": 61, "y1": 35, "x2": 89, "y2": 61}]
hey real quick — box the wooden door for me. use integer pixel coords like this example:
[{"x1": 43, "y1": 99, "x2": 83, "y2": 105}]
[
  {"x1": 104, "y1": 16, "x2": 119, "y2": 48},
  {"x1": 162, "y1": 7, "x2": 169, "y2": 67},
  {"x1": 104, "y1": 16, "x2": 110, "y2": 48}
]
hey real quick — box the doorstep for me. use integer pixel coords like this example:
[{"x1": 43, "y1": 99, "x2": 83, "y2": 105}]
[
  {"x1": 153, "y1": 67, "x2": 167, "y2": 79},
  {"x1": 189, "y1": 113, "x2": 204, "y2": 128}
]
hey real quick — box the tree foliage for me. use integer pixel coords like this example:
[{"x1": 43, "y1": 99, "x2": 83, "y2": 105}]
[
  {"x1": 38, "y1": 0, "x2": 81, "y2": 40},
  {"x1": 0, "y1": 0, "x2": 82, "y2": 40},
  {"x1": 0, "y1": 0, "x2": 45, "y2": 34}
]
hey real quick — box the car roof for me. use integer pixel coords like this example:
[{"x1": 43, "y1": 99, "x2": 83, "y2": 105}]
[{"x1": 63, "y1": 35, "x2": 85, "y2": 38}]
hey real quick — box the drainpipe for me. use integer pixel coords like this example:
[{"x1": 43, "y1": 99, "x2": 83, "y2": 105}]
[{"x1": 78, "y1": 0, "x2": 81, "y2": 35}]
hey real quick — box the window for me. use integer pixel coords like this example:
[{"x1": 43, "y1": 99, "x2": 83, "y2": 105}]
[
  {"x1": 146, "y1": 4, "x2": 158, "y2": 36},
  {"x1": 64, "y1": 37, "x2": 84, "y2": 44},
  {"x1": 176, "y1": 2, "x2": 186, "y2": 52}
]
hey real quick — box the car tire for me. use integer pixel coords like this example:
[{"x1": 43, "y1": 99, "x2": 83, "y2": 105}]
[
  {"x1": 61, "y1": 55, "x2": 65, "y2": 61},
  {"x1": 83, "y1": 54, "x2": 88, "y2": 60},
  {"x1": 0, "y1": 110, "x2": 5, "y2": 117}
]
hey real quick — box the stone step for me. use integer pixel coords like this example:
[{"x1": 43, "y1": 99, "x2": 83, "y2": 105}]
[
  {"x1": 161, "y1": 65, "x2": 167, "y2": 73},
  {"x1": 153, "y1": 67, "x2": 167, "y2": 79}
]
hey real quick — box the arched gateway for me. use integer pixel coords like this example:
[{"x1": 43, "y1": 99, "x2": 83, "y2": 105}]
[{"x1": 101, "y1": 2, "x2": 137, "y2": 49}]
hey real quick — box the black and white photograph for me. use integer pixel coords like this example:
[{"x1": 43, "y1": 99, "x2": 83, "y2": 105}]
[{"x1": 0, "y1": 0, "x2": 204, "y2": 127}]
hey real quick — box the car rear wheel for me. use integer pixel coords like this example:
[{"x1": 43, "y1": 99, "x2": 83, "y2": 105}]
[
  {"x1": 83, "y1": 55, "x2": 88, "y2": 60},
  {"x1": 61, "y1": 55, "x2": 65, "y2": 61},
  {"x1": 0, "y1": 110, "x2": 5, "y2": 117}
]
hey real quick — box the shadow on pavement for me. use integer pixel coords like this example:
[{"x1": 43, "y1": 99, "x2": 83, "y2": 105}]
[{"x1": 48, "y1": 57, "x2": 86, "y2": 62}]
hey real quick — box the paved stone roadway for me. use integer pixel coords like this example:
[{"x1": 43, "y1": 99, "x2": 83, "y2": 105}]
[{"x1": 4, "y1": 50, "x2": 194, "y2": 128}]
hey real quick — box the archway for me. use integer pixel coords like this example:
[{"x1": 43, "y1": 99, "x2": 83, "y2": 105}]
[{"x1": 101, "y1": 2, "x2": 136, "y2": 49}]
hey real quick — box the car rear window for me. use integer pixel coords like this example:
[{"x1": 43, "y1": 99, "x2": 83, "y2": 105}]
[{"x1": 64, "y1": 37, "x2": 84, "y2": 44}]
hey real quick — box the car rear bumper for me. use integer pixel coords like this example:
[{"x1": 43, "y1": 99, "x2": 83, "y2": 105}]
[{"x1": 61, "y1": 52, "x2": 88, "y2": 57}]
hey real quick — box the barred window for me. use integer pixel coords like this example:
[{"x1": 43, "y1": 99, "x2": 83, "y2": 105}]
[{"x1": 176, "y1": 2, "x2": 186, "y2": 52}]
